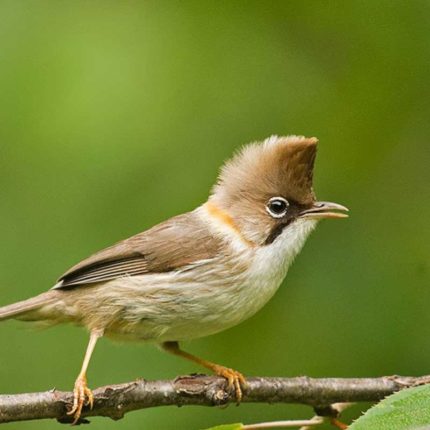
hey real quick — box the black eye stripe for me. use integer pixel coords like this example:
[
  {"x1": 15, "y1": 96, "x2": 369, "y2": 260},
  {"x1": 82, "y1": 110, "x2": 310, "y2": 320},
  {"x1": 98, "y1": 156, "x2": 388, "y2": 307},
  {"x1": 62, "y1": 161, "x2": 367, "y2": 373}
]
[{"x1": 264, "y1": 219, "x2": 294, "y2": 245}]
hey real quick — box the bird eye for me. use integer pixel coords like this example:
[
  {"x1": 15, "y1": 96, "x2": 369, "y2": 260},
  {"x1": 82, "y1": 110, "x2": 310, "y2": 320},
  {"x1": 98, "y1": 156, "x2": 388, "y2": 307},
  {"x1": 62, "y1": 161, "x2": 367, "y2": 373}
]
[{"x1": 266, "y1": 197, "x2": 289, "y2": 218}]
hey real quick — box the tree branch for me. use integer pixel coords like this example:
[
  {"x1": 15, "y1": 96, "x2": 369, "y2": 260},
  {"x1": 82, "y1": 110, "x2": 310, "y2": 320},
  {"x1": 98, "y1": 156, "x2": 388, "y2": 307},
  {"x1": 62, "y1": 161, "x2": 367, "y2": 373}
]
[{"x1": 0, "y1": 374, "x2": 428, "y2": 424}]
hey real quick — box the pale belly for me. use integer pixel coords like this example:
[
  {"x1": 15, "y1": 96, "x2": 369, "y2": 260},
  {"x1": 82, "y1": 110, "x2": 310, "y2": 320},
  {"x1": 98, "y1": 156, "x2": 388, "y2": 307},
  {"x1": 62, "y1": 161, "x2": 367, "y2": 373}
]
[{"x1": 102, "y1": 263, "x2": 285, "y2": 342}]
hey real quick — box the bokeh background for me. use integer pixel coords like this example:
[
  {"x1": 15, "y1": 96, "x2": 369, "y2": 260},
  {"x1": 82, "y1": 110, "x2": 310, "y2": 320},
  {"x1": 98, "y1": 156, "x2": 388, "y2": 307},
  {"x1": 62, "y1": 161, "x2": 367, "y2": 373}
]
[{"x1": 0, "y1": 1, "x2": 429, "y2": 429}]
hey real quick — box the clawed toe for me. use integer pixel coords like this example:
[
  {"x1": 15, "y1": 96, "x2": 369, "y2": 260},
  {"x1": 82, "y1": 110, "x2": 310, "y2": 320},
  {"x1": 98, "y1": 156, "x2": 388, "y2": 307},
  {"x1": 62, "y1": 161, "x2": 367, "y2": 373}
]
[
  {"x1": 67, "y1": 375, "x2": 94, "y2": 424},
  {"x1": 213, "y1": 365, "x2": 247, "y2": 403},
  {"x1": 161, "y1": 342, "x2": 247, "y2": 405}
]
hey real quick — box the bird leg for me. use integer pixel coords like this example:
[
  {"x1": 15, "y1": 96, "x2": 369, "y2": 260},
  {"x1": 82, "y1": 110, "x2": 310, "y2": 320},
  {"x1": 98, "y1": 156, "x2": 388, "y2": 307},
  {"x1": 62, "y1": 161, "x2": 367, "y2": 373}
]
[
  {"x1": 162, "y1": 341, "x2": 246, "y2": 402},
  {"x1": 67, "y1": 329, "x2": 103, "y2": 424}
]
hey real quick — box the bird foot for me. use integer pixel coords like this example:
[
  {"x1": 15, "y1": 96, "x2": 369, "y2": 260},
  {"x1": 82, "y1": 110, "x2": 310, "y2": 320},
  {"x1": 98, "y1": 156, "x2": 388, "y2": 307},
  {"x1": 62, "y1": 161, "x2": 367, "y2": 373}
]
[
  {"x1": 212, "y1": 364, "x2": 247, "y2": 403},
  {"x1": 67, "y1": 374, "x2": 94, "y2": 424}
]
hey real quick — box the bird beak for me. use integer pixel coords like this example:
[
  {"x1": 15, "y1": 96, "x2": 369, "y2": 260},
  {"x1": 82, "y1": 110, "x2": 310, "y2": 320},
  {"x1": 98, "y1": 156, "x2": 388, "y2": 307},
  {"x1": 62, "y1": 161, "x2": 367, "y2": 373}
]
[{"x1": 300, "y1": 201, "x2": 349, "y2": 219}]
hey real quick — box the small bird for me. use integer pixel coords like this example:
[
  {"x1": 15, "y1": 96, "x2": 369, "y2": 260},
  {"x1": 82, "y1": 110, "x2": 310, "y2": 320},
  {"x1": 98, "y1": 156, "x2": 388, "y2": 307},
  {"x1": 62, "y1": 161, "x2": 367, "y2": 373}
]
[{"x1": 0, "y1": 135, "x2": 347, "y2": 422}]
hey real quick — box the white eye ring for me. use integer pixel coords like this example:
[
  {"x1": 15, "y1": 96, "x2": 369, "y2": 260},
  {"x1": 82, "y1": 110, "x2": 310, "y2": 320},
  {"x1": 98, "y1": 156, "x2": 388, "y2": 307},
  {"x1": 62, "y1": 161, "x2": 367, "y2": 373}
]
[{"x1": 266, "y1": 197, "x2": 289, "y2": 218}]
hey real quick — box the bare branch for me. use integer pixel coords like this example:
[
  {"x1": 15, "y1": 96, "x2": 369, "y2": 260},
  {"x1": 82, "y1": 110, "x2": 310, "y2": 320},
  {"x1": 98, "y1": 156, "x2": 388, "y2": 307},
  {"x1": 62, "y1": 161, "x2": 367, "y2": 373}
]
[{"x1": 0, "y1": 374, "x2": 428, "y2": 424}]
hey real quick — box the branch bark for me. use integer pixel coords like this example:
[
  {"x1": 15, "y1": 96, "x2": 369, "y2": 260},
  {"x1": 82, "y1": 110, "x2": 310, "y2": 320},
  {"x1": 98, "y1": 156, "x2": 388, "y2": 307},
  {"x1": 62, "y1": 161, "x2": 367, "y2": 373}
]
[{"x1": 0, "y1": 374, "x2": 428, "y2": 424}]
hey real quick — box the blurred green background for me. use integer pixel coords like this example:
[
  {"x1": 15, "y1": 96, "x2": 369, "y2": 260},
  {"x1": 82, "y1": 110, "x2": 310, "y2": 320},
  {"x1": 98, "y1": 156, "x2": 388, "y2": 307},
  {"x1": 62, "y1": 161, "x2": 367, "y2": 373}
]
[{"x1": 0, "y1": 1, "x2": 429, "y2": 429}]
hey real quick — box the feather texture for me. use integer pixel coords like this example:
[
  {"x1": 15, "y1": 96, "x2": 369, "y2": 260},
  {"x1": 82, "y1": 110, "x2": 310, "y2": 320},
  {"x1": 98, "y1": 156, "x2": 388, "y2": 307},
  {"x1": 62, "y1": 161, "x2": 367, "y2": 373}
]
[{"x1": 55, "y1": 210, "x2": 223, "y2": 288}]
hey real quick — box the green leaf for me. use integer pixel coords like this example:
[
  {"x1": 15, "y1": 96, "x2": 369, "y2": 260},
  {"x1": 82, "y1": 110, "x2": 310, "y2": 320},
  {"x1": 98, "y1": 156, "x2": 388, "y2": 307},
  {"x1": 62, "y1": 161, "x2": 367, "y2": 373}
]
[
  {"x1": 350, "y1": 384, "x2": 430, "y2": 430},
  {"x1": 201, "y1": 424, "x2": 243, "y2": 430}
]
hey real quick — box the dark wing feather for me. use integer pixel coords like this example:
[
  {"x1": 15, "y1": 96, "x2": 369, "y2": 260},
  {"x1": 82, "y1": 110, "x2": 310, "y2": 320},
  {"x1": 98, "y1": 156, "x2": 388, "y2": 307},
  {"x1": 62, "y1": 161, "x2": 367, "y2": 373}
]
[
  {"x1": 57, "y1": 257, "x2": 149, "y2": 286},
  {"x1": 55, "y1": 210, "x2": 221, "y2": 289}
]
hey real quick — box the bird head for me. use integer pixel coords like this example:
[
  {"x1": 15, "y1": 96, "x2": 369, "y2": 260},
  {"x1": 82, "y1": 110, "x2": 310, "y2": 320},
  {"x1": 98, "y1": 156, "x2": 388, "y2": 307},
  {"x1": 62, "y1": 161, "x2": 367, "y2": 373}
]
[{"x1": 207, "y1": 135, "x2": 348, "y2": 246}]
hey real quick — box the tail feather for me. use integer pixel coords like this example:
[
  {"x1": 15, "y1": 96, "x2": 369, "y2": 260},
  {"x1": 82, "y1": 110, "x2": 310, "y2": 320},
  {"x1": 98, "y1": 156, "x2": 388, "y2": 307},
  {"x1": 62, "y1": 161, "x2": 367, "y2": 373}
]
[{"x1": 0, "y1": 291, "x2": 58, "y2": 321}]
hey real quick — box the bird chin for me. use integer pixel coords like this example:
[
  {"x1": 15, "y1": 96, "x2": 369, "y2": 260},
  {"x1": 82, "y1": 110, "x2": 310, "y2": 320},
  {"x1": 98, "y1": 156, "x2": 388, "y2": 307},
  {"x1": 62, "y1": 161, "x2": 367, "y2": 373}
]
[{"x1": 268, "y1": 217, "x2": 318, "y2": 259}]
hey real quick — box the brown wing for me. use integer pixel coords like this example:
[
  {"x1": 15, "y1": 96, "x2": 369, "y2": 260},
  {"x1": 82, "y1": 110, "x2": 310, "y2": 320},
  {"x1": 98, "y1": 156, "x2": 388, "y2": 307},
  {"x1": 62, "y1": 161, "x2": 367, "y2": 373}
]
[{"x1": 54, "y1": 210, "x2": 221, "y2": 289}]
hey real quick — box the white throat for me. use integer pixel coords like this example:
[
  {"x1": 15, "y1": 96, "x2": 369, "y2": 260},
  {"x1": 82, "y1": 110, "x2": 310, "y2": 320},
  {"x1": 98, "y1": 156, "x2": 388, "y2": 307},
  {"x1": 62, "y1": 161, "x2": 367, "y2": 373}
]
[{"x1": 252, "y1": 218, "x2": 318, "y2": 281}]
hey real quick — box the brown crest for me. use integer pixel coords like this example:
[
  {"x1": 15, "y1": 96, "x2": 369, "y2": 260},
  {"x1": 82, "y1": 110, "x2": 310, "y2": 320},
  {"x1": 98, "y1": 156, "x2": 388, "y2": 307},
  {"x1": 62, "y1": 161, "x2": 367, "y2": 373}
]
[{"x1": 211, "y1": 135, "x2": 318, "y2": 208}]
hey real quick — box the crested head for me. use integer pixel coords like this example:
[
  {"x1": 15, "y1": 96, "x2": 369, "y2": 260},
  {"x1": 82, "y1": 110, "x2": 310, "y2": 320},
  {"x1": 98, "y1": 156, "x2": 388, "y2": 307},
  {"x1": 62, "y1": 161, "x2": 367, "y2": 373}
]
[
  {"x1": 206, "y1": 135, "x2": 347, "y2": 246},
  {"x1": 211, "y1": 135, "x2": 318, "y2": 208}
]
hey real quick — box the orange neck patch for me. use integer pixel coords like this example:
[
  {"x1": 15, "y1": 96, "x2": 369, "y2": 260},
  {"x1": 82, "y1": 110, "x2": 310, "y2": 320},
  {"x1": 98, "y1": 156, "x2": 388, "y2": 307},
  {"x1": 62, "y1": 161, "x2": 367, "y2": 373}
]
[{"x1": 204, "y1": 202, "x2": 256, "y2": 247}]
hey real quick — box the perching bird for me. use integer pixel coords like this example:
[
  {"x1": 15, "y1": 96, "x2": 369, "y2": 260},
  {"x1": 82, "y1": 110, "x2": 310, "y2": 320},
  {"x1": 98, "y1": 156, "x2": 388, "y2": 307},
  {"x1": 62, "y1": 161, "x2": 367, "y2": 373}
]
[{"x1": 0, "y1": 135, "x2": 348, "y2": 422}]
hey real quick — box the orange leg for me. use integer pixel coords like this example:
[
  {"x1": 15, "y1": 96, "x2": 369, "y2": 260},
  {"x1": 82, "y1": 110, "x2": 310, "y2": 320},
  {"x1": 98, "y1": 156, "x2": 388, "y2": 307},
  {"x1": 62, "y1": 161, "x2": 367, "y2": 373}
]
[
  {"x1": 330, "y1": 418, "x2": 349, "y2": 429},
  {"x1": 67, "y1": 329, "x2": 103, "y2": 424},
  {"x1": 162, "y1": 341, "x2": 247, "y2": 402}
]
